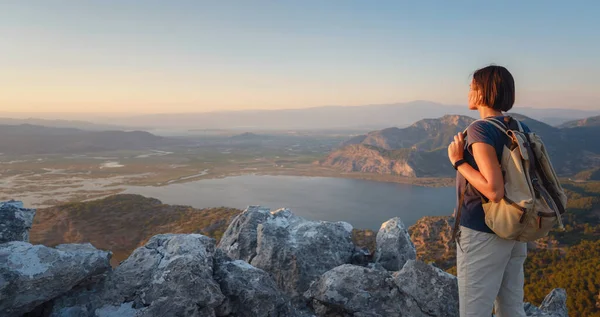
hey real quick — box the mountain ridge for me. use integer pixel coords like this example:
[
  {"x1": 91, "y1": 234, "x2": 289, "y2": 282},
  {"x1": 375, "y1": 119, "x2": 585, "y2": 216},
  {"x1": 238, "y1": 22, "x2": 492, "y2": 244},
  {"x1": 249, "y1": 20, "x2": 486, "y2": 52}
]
[
  {"x1": 75, "y1": 101, "x2": 600, "y2": 130},
  {"x1": 321, "y1": 114, "x2": 600, "y2": 177},
  {"x1": 560, "y1": 115, "x2": 600, "y2": 128},
  {"x1": 0, "y1": 124, "x2": 174, "y2": 155},
  {"x1": 0, "y1": 117, "x2": 128, "y2": 131}
]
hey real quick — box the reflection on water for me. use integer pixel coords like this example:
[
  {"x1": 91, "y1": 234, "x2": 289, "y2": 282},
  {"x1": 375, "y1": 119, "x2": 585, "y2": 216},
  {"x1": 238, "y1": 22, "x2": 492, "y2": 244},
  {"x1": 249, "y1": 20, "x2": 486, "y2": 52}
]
[{"x1": 125, "y1": 175, "x2": 455, "y2": 230}]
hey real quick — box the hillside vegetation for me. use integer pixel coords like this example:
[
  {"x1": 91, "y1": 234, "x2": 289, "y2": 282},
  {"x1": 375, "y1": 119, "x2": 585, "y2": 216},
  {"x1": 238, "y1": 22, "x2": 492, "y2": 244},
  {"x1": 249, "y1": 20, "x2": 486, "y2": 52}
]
[{"x1": 29, "y1": 194, "x2": 242, "y2": 265}]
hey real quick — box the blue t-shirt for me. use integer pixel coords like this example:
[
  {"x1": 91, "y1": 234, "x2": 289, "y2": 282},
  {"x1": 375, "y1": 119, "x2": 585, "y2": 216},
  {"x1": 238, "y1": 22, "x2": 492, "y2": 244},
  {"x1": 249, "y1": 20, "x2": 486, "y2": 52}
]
[{"x1": 456, "y1": 116, "x2": 530, "y2": 233}]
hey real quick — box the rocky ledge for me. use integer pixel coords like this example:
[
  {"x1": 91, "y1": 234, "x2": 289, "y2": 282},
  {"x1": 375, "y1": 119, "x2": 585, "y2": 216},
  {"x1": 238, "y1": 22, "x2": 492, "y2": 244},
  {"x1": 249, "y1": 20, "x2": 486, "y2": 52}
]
[
  {"x1": 0, "y1": 200, "x2": 36, "y2": 244},
  {"x1": 0, "y1": 201, "x2": 568, "y2": 317}
]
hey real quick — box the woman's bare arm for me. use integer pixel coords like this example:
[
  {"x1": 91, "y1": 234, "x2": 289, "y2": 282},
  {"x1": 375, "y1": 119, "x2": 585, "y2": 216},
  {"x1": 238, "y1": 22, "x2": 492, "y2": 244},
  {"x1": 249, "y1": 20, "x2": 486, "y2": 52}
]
[
  {"x1": 448, "y1": 133, "x2": 504, "y2": 202},
  {"x1": 457, "y1": 143, "x2": 504, "y2": 202}
]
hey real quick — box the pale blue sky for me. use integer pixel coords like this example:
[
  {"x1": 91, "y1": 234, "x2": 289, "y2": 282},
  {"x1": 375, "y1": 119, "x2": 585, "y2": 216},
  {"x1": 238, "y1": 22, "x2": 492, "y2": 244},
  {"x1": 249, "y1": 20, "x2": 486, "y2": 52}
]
[{"x1": 1, "y1": 1, "x2": 599, "y2": 113}]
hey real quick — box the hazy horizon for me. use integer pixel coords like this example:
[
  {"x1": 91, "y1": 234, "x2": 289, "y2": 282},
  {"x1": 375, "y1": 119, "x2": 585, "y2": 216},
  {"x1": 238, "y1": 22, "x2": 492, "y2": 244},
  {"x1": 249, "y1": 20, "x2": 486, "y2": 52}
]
[
  {"x1": 1, "y1": 100, "x2": 599, "y2": 131},
  {"x1": 2, "y1": 100, "x2": 600, "y2": 120},
  {"x1": 2, "y1": 1, "x2": 600, "y2": 114}
]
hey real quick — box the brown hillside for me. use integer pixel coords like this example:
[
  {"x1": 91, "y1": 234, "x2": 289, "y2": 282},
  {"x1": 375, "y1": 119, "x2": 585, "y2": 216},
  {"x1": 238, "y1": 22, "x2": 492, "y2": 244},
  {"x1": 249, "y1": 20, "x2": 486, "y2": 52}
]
[
  {"x1": 29, "y1": 194, "x2": 242, "y2": 266},
  {"x1": 321, "y1": 145, "x2": 417, "y2": 176}
]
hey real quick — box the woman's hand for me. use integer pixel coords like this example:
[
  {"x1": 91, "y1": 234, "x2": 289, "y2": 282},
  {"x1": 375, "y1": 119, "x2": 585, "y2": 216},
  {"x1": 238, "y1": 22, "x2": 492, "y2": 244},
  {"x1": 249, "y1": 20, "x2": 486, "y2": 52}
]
[{"x1": 447, "y1": 132, "x2": 465, "y2": 165}]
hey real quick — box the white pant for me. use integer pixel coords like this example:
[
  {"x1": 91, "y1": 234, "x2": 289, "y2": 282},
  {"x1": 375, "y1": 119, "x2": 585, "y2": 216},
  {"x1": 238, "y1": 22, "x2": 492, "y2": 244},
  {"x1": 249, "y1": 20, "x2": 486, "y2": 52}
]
[{"x1": 457, "y1": 226, "x2": 527, "y2": 317}]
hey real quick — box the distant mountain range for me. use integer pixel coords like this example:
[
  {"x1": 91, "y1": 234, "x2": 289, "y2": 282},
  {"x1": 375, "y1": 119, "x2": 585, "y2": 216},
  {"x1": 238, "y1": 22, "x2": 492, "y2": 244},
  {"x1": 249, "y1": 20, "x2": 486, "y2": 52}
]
[
  {"x1": 0, "y1": 124, "x2": 171, "y2": 155},
  {"x1": 80, "y1": 101, "x2": 600, "y2": 131},
  {"x1": 3, "y1": 102, "x2": 599, "y2": 131},
  {"x1": 0, "y1": 117, "x2": 128, "y2": 131},
  {"x1": 320, "y1": 114, "x2": 600, "y2": 177},
  {"x1": 560, "y1": 115, "x2": 600, "y2": 128}
]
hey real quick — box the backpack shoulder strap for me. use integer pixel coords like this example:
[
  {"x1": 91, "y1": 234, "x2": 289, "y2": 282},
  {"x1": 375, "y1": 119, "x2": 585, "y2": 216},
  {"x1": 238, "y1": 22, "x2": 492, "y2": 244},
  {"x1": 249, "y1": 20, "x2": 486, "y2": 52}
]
[
  {"x1": 515, "y1": 119, "x2": 525, "y2": 132},
  {"x1": 450, "y1": 181, "x2": 468, "y2": 245},
  {"x1": 463, "y1": 117, "x2": 514, "y2": 138}
]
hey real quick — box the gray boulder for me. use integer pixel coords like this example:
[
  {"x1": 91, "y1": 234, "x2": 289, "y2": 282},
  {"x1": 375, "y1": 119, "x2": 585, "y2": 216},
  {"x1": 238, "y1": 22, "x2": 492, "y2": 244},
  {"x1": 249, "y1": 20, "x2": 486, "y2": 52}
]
[
  {"x1": 218, "y1": 205, "x2": 271, "y2": 263},
  {"x1": 0, "y1": 200, "x2": 36, "y2": 243},
  {"x1": 305, "y1": 261, "x2": 459, "y2": 317},
  {"x1": 374, "y1": 217, "x2": 416, "y2": 271},
  {"x1": 392, "y1": 260, "x2": 458, "y2": 317},
  {"x1": 249, "y1": 208, "x2": 355, "y2": 300},
  {"x1": 532, "y1": 288, "x2": 569, "y2": 317},
  {"x1": 213, "y1": 252, "x2": 295, "y2": 317},
  {"x1": 493, "y1": 289, "x2": 569, "y2": 317},
  {"x1": 525, "y1": 302, "x2": 544, "y2": 316},
  {"x1": 304, "y1": 264, "x2": 403, "y2": 317},
  {"x1": 49, "y1": 234, "x2": 225, "y2": 317},
  {"x1": 0, "y1": 242, "x2": 111, "y2": 317}
]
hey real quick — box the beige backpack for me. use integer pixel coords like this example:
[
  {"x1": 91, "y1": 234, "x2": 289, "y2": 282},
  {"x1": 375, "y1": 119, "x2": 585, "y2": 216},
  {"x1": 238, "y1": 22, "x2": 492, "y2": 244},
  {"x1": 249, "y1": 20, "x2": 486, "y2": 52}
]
[{"x1": 453, "y1": 117, "x2": 567, "y2": 242}]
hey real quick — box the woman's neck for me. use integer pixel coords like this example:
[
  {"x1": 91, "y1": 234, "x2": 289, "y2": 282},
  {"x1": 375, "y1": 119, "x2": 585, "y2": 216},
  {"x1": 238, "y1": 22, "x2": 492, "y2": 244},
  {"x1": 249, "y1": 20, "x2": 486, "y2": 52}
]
[{"x1": 477, "y1": 106, "x2": 503, "y2": 119}]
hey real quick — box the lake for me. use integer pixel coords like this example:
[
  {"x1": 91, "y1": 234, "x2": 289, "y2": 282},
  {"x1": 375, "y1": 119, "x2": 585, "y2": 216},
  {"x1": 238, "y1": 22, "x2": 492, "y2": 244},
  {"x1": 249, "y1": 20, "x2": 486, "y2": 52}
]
[{"x1": 125, "y1": 175, "x2": 456, "y2": 230}]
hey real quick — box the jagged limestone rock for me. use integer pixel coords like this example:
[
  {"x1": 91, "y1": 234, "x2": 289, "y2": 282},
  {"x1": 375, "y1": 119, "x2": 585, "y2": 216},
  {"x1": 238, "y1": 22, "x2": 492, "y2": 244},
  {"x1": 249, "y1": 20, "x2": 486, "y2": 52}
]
[
  {"x1": 213, "y1": 250, "x2": 295, "y2": 317},
  {"x1": 374, "y1": 217, "x2": 416, "y2": 271},
  {"x1": 0, "y1": 242, "x2": 111, "y2": 317},
  {"x1": 304, "y1": 264, "x2": 403, "y2": 316},
  {"x1": 536, "y1": 288, "x2": 568, "y2": 317},
  {"x1": 392, "y1": 260, "x2": 458, "y2": 317},
  {"x1": 496, "y1": 289, "x2": 569, "y2": 317},
  {"x1": 0, "y1": 200, "x2": 36, "y2": 243},
  {"x1": 218, "y1": 205, "x2": 272, "y2": 263},
  {"x1": 0, "y1": 198, "x2": 571, "y2": 317},
  {"x1": 249, "y1": 208, "x2": 355, "y2": 300},
  {"x1": 49, "y1": 234, "x2": 225, "y2": 317},
  {"x1": 305, "y1": 262, "x2": 459, "y2": 317}
]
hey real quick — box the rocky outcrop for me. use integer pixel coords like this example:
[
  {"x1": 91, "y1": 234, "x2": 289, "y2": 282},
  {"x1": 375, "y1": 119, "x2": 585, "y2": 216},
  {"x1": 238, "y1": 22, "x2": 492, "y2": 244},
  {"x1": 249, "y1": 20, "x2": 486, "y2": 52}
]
[
  {"x1": 304, "y1": 264, "x2": 404, "y2": 316},
  {"x1": 305, "y1": 261, "x2": 458, "y2": 317},
  {"x1": 0, "y1": 200, "x2": 36, "y2": 243},
  {"x1": 47, "y1": 234, "x2": 295, "y2": 317},
  {"x1": 375, "y1": 217, "x2": 416, "y2": 271},
  {"x1": 1, "y1": 200, "x2": 571, "y2": 317},
  {"x1": 248, "y1": 208, "x2": 355, "y2": 299},
  {"x1": 392, "y1": 260, "x2": 458, "y2": 317},
  {"x1": 306, "y1": 261, "x2": 566, "y2": 317},
  {"x1": 218, "y1": 205, "x2": 271, "y2": 263},
  {"x1": 48, "y1": 234, "x2": 227, "y2": 317},
  {"x1": 219, "y1": 206, "x2": 357, "y2": 300},
  {"x1": 0, "y1": 242, "x2": 111, "y2": 317},
  {"x1": 523, "y1": 289, "x2": 568, "y2": 317},
  {"x1": 214, "y1": 250, "x2": 295, "y2": 316},
  {"x1": 537, "y1": 288, "x2": 569, "y2": 317}
]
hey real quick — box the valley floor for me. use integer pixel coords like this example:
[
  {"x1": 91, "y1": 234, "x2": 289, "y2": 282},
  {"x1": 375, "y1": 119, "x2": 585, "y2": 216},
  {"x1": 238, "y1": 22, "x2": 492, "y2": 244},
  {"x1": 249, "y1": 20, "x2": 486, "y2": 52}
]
[{"x1": 0, "y1": 150, "x2": 453, "y2": 208}]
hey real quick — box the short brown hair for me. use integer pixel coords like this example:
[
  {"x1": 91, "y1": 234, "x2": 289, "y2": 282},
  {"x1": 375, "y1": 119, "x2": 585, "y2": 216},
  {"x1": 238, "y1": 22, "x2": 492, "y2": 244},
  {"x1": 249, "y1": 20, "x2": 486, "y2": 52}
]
[{"x1": 472, "y1": 65, "x2": 515, "y2": 112}]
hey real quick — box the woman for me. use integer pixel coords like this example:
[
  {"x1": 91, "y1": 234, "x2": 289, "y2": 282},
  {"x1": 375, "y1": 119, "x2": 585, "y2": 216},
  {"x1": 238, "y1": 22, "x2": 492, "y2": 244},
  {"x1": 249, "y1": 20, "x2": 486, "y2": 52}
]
[{"x1": 447, "y1": 65, "x2": 528, "y2": 317}]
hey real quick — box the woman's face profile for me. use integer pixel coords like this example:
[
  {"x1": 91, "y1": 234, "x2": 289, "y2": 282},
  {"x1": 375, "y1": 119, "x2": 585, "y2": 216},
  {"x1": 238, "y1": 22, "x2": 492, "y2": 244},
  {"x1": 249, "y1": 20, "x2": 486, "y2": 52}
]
[{"x1": 468, "y1": 79, "x2": 481, "y2": 110}]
